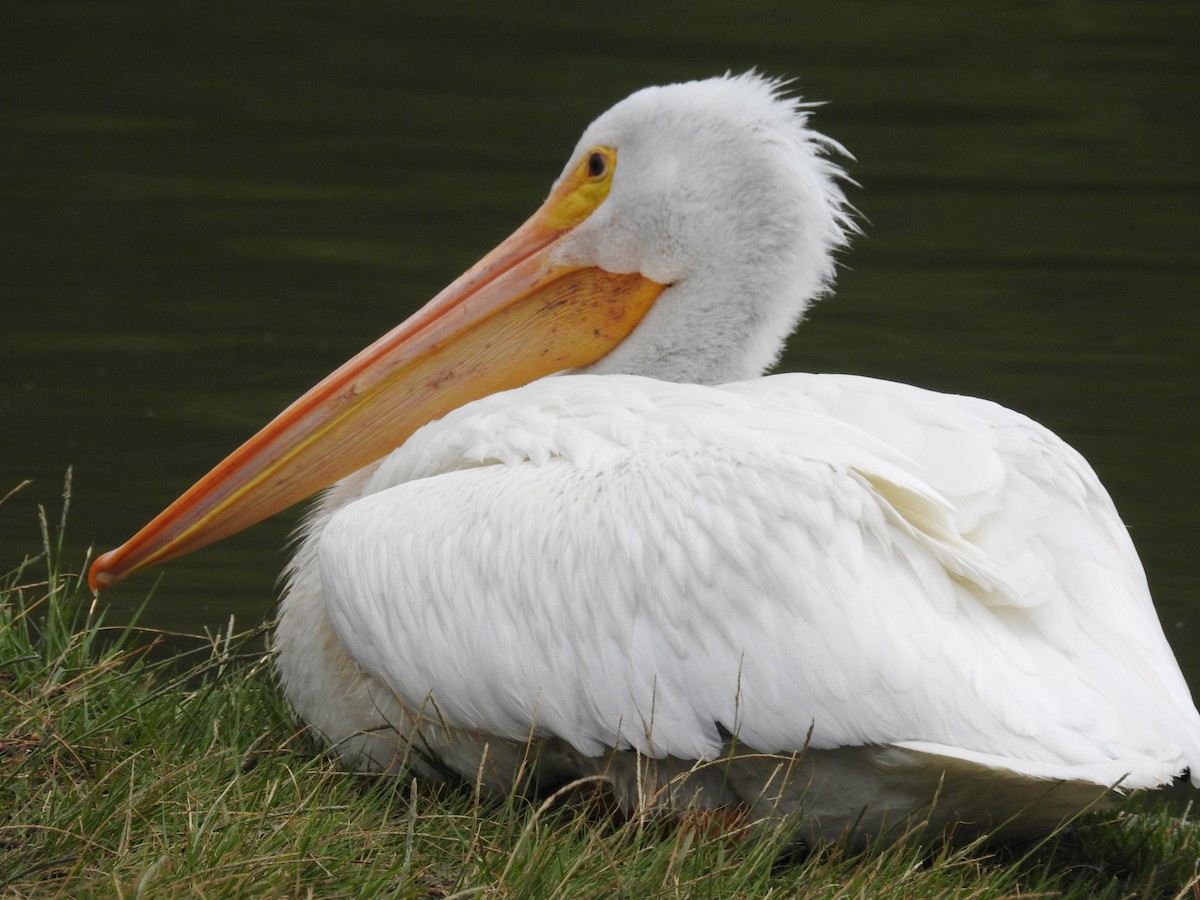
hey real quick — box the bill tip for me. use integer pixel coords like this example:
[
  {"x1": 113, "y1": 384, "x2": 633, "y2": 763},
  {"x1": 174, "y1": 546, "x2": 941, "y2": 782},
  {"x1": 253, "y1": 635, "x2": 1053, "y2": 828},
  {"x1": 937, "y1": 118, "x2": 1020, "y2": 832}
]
[{"x1": 88, "y1": 551, "x2": 119, "y2": 593}]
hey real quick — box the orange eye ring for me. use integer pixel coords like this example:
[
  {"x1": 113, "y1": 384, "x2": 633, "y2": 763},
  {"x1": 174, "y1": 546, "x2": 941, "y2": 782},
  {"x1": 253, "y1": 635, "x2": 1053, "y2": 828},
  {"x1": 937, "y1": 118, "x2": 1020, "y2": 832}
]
[{"x1": 544, "y1": 146, "x2": 617, "y2": 231}]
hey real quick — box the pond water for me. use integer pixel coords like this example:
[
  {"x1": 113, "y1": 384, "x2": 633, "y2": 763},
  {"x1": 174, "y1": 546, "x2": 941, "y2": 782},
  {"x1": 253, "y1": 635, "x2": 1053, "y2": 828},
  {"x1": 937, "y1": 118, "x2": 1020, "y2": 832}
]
[{"x1": 2, "y1": 3, "x2": 1198, "y2": 694}]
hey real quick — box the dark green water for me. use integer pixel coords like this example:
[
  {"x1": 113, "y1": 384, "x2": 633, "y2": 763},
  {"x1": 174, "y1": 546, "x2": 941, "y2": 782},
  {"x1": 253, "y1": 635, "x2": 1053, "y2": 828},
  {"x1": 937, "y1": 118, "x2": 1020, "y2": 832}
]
[{"x1": 2, "y1": 3, "x2": 1198, "y2": 693}]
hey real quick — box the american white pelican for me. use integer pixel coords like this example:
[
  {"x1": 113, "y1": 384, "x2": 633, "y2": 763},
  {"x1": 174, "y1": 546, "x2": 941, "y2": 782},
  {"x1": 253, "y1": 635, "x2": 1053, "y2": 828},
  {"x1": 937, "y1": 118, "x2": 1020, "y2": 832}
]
[{"x1": 90, "y1": 73, "x2": 1199, "y2": 845}]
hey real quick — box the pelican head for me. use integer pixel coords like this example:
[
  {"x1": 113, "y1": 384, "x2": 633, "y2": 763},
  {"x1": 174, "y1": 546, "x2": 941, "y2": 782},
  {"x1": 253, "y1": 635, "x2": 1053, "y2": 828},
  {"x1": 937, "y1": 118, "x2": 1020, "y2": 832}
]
[
  {"x1": 557, "y1": 73, "x2": 854, "y2": 384},
  {"x1": 89, "y1": 73, "x2": 854, "y2": 590}
]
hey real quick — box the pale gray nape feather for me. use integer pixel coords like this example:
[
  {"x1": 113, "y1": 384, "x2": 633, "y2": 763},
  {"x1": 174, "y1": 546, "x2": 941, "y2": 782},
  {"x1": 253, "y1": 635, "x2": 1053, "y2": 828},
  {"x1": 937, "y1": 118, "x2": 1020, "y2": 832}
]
[{"x1": 273, "y1": 73, "x2": 1200, "y2": 847}]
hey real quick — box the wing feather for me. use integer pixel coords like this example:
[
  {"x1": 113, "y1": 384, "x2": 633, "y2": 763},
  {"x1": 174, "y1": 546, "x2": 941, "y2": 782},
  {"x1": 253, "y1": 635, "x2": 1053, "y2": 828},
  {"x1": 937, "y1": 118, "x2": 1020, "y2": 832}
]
[{"x1": 318, "y1": 373, "x2": 1200, "y2": 786}]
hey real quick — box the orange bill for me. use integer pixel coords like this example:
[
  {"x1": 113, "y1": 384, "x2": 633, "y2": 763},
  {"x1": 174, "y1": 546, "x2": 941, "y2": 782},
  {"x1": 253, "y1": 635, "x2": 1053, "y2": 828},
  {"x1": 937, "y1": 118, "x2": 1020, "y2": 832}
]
[{"x1": 89, "y1": 145, "x2": 665, "y2": 591}]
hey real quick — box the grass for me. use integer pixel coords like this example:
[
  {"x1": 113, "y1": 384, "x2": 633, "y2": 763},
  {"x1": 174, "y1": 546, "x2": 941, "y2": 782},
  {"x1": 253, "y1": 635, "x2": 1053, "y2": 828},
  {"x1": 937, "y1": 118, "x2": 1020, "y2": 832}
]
[{"x1": 2, "y1": 483, "x2": 1199, "y2": 898}]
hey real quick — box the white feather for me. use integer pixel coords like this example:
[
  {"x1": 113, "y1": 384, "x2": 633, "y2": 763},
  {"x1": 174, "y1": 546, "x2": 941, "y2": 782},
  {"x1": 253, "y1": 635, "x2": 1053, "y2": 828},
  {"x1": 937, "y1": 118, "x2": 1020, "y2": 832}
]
[{"x1": 305, "y1": 374, "x2": 1197, "y2": 784}]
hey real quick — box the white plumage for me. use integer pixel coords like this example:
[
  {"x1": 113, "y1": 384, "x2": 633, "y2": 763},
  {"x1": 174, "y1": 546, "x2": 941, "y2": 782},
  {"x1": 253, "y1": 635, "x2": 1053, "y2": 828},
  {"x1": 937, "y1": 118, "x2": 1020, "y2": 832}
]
[
  {"x1": 275, "y1": 372, "x2": 1198, "y2": 841},
  {"x1": 93, "y1": 73, "x2": 1200, "y2": 845}
]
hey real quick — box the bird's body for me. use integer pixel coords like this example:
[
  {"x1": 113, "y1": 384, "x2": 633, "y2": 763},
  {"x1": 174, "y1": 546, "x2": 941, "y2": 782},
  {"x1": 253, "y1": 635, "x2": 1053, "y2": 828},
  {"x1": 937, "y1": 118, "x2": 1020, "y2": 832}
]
[
  {"x1": 275, "y1": 372, "x2": 1198, "y2": 841},
  {"x1": 92, "y1": 73, "x2": 1200, "y2": 845}
]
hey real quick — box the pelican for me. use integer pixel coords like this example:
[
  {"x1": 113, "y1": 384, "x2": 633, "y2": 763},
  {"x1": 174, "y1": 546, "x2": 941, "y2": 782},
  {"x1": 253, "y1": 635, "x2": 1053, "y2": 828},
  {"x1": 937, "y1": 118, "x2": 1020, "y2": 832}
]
[{"x1": 90, "y1": 73, "x2": 1199, "y2": 845}]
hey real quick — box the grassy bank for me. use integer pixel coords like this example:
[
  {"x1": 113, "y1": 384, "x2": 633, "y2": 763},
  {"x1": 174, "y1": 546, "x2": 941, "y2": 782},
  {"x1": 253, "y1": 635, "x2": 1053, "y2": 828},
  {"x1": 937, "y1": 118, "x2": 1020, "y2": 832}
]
[{"x1": 3, "y1": 498, "x2": 1199, "y2": 897}]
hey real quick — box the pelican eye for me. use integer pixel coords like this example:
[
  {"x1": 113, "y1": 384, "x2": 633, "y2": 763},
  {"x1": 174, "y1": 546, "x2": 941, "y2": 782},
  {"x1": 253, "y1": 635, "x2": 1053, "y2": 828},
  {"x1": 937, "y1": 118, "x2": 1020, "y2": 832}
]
[
  {"x1": 587, "y1": 151, "x2": 608, "y2": 179},
  {"x1": 545, "y1": 146, "x2": 616, "y2": 230}
]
